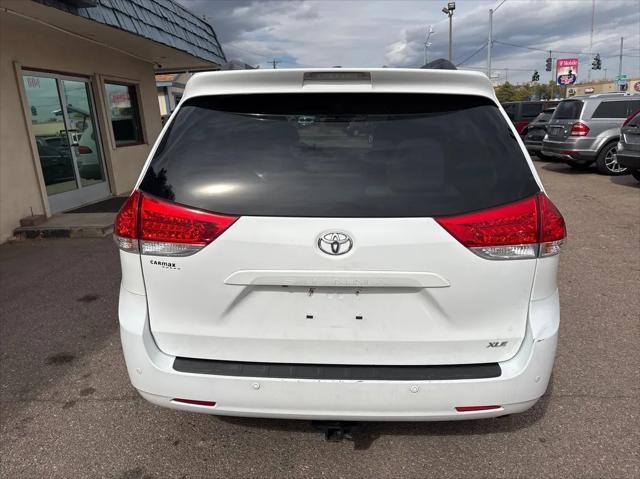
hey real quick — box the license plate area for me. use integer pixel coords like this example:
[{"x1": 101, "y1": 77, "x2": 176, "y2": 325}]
[
  {"x1": 274, "y1": 285, "x2": 424, "y2": 326},
  {"x1": 548, "y1": 126, "x2": 564, "y2": 138}
]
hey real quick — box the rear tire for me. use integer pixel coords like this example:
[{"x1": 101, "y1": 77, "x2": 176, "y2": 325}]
[
  {"x1": 631, "y1": 170, "x2": 640, "y2": 181},
  {"x1": 595, "y1": 141, "x2": 627, "y2": 176},
  {"x1": 566, "y1": 160, "x2": 591, "y2": 170}
]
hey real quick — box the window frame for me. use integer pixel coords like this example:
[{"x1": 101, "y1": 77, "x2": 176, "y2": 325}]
[{"x1": 103, "y1": 80, "x2": 145, "y2": 148}]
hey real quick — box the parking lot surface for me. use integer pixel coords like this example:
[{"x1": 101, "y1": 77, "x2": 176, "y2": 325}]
[{"x1": 1, "y1": 162, "x2": 639, "y2": 479}]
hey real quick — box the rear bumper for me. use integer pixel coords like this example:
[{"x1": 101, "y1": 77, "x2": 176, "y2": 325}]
[
  {"x1": 542, "y1": 138, "x2": 599, "y2": 163},
  {"x1": 119, "y1": 286, "x2": 559, "y2": 421},
  {"x1": 524, "y1": 140, "x2": 543, "y2": 153},
  {"x1": 616, "y1": 145, "x2": 640, "y2": 169}
]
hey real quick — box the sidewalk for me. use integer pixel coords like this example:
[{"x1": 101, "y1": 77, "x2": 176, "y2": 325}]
[{"x1": 13, "y1": 213, "x2": 115, "y2": 239}]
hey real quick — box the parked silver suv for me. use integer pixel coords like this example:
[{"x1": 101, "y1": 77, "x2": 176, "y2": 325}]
[{"x1": 541, "y1": 93, "x2": 640, "y2": 175}]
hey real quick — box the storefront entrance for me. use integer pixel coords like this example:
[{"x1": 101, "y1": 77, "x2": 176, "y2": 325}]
[{"x1": 22, "y1": 71, "x2": 110, "y2": 213}]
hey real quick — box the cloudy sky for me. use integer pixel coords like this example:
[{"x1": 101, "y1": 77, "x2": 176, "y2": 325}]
[{"x1": 178, "y1": 0, "x2": 639, "y2": 84}]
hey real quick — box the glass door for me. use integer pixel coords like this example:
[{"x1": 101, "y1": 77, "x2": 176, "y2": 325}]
[{"x1": 22, "y1": 72, "x2": 110, "y2": 213}]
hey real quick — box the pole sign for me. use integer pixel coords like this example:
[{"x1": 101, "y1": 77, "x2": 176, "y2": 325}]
[{"x1": 556, "y1": 58, "x2": 578, "y2": 85}]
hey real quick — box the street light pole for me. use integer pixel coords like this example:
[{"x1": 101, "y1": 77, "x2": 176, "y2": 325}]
[
  {"x1": 448, "y1": 13, "x2": 453, "y2": 61},
  {"x1": 424, "y1": 25, "x2": 434, "y2": 66},
  {"x1": 442, "y1": 3, "x2": 455, "y2": 62},
  {"x1": 587, "y1": 0, "x2": 595, "y2": 82}
]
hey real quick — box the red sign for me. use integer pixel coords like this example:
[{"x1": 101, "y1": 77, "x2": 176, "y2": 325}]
[
  {"x1": 110, "y1": 91, "x2": 130, "y2": 106},
  {"x1": 556, "y1": 58, "x2": 578, "y2": 85}
]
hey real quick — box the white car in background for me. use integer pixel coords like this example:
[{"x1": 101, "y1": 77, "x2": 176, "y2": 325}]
[{"x1": 114, "y1": 68, "x2": 566, "y2": 421}]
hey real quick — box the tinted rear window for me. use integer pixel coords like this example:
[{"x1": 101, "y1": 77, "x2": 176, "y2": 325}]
[
  {"x1": 554, "y1": 100, "x2": 583, "y2": 120},
  {"x1": 142, "y1": 94, "x2": 538, "y2": 217},
  {"x1": 592, "y1": 100, "x2": 634, "y2": 119}
]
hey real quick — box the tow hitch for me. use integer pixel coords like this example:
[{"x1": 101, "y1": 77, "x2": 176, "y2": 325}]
[{"x1": 311, "y1": 421, "x2": 359, "y2": 441}]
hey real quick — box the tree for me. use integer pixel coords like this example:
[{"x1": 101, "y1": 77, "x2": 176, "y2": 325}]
[{"x1": 495, "y1": 82, "x2": 518, "y2": 102}]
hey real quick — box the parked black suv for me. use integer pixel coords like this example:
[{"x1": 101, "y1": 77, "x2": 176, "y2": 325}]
[
  {"x1": 523, "y1": 107, "x2": 556, "y2": 159},
  {"x1": 503, "y1": 101, "x2": 559, "y2": 134}
]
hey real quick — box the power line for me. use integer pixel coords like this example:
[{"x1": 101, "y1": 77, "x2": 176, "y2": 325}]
[
  {"x1": 456, "y1": 42, "x2": 488, "y2": 66},
  {"x1": 493, "y1": 39, "x2": 640, "y2": 58}
]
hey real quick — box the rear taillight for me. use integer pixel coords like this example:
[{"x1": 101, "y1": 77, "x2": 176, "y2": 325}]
[
  {"x1": 114, "y1": 191, "x2": 141, "y2": 253},
  {"x1": 435, "y1": 193, "x2": 566, "y2": 260},
  {"x1": 622, "y1": 110, "x2": 640, "y2": 127},
  {"x1": 114, "y1": 191, "x2": 238, "y2": 256},
  {"x1": 569, "y1": 121, "x2": 590, "y2": 136},
  {"x1": 537, "y1": 193, "x2": 566, "y2": 257}
]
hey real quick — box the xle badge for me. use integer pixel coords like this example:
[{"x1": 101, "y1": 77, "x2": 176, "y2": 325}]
[{"x1": 487, "y1": 341, "x2": 508, "y2": 348}]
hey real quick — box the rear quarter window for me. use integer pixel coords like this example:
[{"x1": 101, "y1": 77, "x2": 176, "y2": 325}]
[
  {"x1": 592, "y1": 100, "x2": 634, "y2": 119},
  {"x1": 142, "y1": 93, "x2": 539, "y2": 217}
]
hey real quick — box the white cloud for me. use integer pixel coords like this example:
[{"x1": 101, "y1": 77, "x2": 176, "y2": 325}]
[{"x1": 179, "y1": 0, "x2": 640, "y2": 83}]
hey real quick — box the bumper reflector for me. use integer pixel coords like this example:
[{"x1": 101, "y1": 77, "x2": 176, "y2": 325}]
[
  {"x1": 455, "y1": 405, "x2": 502, "y2": 412},
  {"x1": 172, "y1": 398, "x2": 216, "y2": 407}
]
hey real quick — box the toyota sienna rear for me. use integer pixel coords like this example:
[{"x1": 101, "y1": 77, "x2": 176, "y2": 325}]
[{"x1": 116, "y1": 69, "x2": 565, "y2": 421}]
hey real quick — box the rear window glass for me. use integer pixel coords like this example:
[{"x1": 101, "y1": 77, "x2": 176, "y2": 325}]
[
  {"x1": 142, "y1": 94, "x2": 538, "y2": 217},
  {"x1": 521, "y1": 103, "x2": 543, "y2": 118},
  {"x1": 554, "y1": 100, "x2": 583, "y2": 120},
  {"x1": 592, "y1": 100, "x2": 633, "y2": 118}
]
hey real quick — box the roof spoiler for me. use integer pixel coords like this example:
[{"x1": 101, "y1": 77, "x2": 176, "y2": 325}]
[{"x1": 421, "y1": 58, "x2": 457, "y2": 70}]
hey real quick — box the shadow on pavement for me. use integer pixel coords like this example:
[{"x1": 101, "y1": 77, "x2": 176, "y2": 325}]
[
  {"x1": 540, "y1": 163, "x2": 595, "y2": 175},
  {"x1": 216, "y1": 379, "x2": 554, "y2": 451},
  {"x1": 610, "y1": 174, "x2": 640, "y2": 188}
]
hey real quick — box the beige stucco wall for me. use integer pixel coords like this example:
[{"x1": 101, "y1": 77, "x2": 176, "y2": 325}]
[
  {"x1": 567, "y1": 77, "x2": 640, "y2": 97},
  {"x1": 0, "y1": 10, "x2": 163, "y2": 242}
]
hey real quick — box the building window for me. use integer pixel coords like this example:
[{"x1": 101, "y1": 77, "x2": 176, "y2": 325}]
[{"x1": 104, "y1": 82, "x2": 143, "y2": 146}]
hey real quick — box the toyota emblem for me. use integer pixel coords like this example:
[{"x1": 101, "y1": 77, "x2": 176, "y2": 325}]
[{"x1": 317, "y1": 232, "x2": 353, "y2": 256}]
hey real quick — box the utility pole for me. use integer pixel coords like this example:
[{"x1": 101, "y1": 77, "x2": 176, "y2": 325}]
[
  {"x1": 587, "y1": 0, "x2": 595, "y2": 82},
  {"x1": 549, "y1": 50, "x2": 554, "y2": 99},
  {"x1": 487, "y1": 8, "x2": 493, "y2": 77},
  {"x1": 269, "y1": 59, "x2": 281, "y2": 69},
  {"x1": 487, "y1": 1, "x2": 507, "y2": 78},
  {"x1": 618, "y1": 37, "x2": 624, "y2": 80},
  {"x1": 604, "y1": 68, "x2": 607, "y2": 80}
]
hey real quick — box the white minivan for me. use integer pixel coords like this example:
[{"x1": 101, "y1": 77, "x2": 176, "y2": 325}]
[{"x1": 115, "y1": 69, "x2": 566, "y2": 421}]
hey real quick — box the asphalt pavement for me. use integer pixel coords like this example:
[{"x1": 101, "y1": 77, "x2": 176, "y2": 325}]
[{"x1": 1, "y1": 160, "x2": 638, "y2": 479}]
